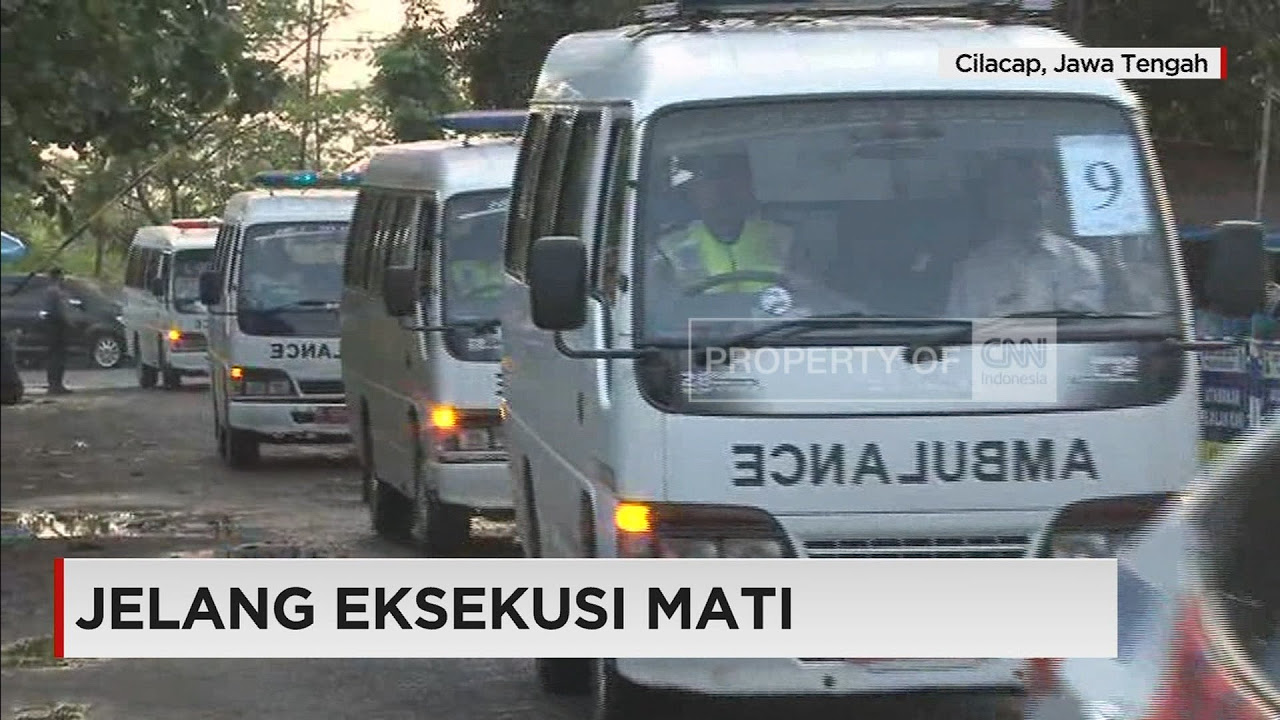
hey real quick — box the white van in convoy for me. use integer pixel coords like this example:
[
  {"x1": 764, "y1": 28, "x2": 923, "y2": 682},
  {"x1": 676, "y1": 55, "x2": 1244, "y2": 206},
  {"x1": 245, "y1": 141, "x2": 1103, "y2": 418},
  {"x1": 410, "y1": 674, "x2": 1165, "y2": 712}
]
[
  {"x1": 198, "y1": 170, "x2": 358, "y2": 468},
  {"x1": 498, "y1": 0, "x2": 1266, "y2": 715},
  {"x1": 121, "y1": 219, "x2": 219, "y2": 389},
  {"x1": 342, "y1": 111, "x2": 521, "y2": 554}
]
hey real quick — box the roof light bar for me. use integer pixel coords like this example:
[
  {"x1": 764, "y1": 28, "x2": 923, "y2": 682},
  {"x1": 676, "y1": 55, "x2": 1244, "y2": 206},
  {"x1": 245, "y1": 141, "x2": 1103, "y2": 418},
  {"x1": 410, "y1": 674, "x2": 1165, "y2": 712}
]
[
  {"x1": 251, "y1": 170, "x2": 363, "y2": 190},
  {"x1": 435, "y1": 110, "x2": 528, "y2": 137},
  {"x1": 171, "y1": 218, "x2": 222, "y2": 230},
  {"x1": 639, "y1": 0, "x2": 1051, "y2": 20}
]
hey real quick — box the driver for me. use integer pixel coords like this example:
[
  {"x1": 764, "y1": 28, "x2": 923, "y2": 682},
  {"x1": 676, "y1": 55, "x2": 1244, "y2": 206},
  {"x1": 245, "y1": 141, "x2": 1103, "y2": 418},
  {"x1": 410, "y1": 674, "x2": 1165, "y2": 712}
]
[{"x1": 652, "y1": 150, "x2": 795, "y2": 294}]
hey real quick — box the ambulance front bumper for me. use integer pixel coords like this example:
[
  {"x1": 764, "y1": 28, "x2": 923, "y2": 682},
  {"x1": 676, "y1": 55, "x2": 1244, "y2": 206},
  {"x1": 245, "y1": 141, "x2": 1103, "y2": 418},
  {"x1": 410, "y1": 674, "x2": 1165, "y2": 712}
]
[
  {"x1": 227, "y1": 399, "x2": 350, "y2": 443},
  {"x1": 167, "y1": 351, "x2": 209, "y2": 374},
  {"x1": 614, "y1": 657, "x2": 1023, "y2": 696},
  {"x1": 428, "y1": 457, "x2": 513, "y2": 511}
]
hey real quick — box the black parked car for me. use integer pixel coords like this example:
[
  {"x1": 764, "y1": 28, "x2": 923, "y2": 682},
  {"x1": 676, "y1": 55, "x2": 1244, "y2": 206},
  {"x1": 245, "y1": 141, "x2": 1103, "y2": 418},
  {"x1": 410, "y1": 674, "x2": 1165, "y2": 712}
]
[{"x1": 0, "y1": 273, "x2": 130, "y2": 369}]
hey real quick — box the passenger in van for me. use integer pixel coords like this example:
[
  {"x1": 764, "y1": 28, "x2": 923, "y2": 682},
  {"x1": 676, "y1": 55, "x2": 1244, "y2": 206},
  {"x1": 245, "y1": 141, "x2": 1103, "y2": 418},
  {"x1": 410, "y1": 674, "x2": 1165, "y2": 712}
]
[
  {"x1": 652, "y1": 151, "x2": 796, "y2": 295},
  {"x1": 946, "y1": 164, "x2": 1103, "y2": 319},
  {"x1": 446, "y1": 220, "x2": 504, "y2": 301}
]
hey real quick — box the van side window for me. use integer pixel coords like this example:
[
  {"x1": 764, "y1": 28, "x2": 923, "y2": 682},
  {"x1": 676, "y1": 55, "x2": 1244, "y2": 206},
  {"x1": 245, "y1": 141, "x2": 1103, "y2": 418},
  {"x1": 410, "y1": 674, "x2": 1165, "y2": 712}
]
[
  {"x1": 416, "y1": 195, "x2": 438, "y2": 289},
  {"x1": 555, "y1": 110, "x2": 603, "y2": 238},
  {"x1": 593, "y1": 120, "x2": 634, "y2": 300},
  {"x1": 125, "y1": 246, "x2": 143, "y2": 288},
  {"x1": 366, "y1": 194, "x2": 389, "y2": 289},
  {"x1": 387, "y1": 195, "x2": 416, "y2": 268},
  {"x1": 505, "y1": 112, "x2": 550, "y2": 279},
  {"x1": 345, "y1": 192, "x2": 373, "y2": 287},
  {"x1": 530, "y1": 113, "x2": 574, "y2": 242},
  {"x1": 370, "y1": 194, "x2": 399, "y2": 294}
]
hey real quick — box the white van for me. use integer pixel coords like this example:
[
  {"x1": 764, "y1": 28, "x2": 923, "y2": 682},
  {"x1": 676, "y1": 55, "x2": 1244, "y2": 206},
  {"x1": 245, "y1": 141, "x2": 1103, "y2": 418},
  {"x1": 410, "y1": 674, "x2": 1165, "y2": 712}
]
[
  {"x1": 198, "y1": 171, "x2": 358, "y2": 468},
  {"x1": 342, "y1": 111, "x2": 521, "y2": 554},
  {"x1": 498, "y1": 1, "x2": 1267, "y2": 716},
  {"x1": 121, "y1": 219, "x2": 219, "y2": 388}
]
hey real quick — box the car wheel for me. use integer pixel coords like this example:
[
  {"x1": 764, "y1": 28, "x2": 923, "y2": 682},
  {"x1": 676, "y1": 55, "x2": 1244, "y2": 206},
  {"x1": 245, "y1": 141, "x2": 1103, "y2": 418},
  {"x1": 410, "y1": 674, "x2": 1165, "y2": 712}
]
[
  {"x1": 410, "y1": 441, "x2": 470, "y2": 556},
  {"x1": 90, "y1": 333, "x2": 125, "y2": 369}
]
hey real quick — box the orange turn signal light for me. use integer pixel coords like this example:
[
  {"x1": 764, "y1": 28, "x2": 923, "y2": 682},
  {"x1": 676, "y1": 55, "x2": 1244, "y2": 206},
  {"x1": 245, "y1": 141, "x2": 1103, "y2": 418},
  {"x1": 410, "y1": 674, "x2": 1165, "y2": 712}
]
[
  {"x1": 168, "y1": 329, "x2": 182, "y2": 342},
  {"x1": 430, "y1": 404, "x2": 458, "y2": 430},
  {"x1": 229, "y1": 366, "x2": 244, "y2": 380},
  {"x1": 614, "y1": 503, "x2": 651, "y2": 534}
]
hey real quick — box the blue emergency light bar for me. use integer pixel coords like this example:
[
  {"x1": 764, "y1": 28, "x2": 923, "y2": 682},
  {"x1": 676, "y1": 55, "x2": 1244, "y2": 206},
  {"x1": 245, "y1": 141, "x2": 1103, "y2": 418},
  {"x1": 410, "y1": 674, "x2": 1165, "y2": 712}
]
[
  {"x1": 435, "y1": 110, "x2": 528, "y2": 137},
  {"x1": 251, "y1": 169, "x2": 363, "y2": 190},
  {"x1": 640, "y1": 0, "x2": 1051, "y2": 20}
]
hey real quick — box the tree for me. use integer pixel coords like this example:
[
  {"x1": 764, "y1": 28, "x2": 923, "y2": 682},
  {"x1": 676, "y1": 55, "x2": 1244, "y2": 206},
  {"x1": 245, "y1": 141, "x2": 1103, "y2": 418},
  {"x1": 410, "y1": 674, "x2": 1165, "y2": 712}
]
[
  {"x1": 450, "y1": 0, "x2": 642, "y2": 109},
  {"x1": 370, "y1": 0, "x2": 463, "y2": 142},
  {"x1": 0, "y1": 0, "x2": 283, "y2": 187}
]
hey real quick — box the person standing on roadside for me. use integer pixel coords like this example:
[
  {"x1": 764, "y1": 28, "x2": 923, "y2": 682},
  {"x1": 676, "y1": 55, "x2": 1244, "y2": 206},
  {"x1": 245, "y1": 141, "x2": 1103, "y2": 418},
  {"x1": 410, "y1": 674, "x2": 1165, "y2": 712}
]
[{"x1": 42, "y1": 267, "x2": 74, "y2": 394}]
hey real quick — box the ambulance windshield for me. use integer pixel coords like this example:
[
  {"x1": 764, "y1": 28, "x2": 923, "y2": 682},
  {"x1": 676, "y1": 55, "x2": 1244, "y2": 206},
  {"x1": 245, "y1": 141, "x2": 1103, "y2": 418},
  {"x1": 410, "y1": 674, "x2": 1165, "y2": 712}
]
[
  {"x1": 236, "y1": 221, "x2": 348, "y2": 337},
  {"x1": 636, "y1": 96, "x2": 1177, "y2": 346}
]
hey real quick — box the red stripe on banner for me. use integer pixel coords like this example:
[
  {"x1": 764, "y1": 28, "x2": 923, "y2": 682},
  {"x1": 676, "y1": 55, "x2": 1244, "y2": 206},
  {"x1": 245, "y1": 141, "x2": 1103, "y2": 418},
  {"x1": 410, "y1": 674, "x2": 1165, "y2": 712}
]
[
  {"x1": 1220, "y1": 47, "x2": 1227, "y2": 79},
  {"x1": 53, "y1": 557, "x2": 65, "y2": 658}
]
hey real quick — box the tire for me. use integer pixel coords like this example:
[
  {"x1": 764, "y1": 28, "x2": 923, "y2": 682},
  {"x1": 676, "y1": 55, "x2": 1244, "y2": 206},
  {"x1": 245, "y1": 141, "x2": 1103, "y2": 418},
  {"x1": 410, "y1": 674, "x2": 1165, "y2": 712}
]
[
  {"x1": 136, "y1": 335, "x2": 157, "y2": 388},
  {"x1": 371, "y1": 476, "x2": 412, "y2": 541},
  {"x1": 162, "y1": 367, "x2": 182, "y2": 389},
  {"x1": 213, "y1": 396, "x2": 226, "y2": 459},
  {"x1": 536, "y1": 658, "x2": 591, "y2": 696},
  {"x1": 224, "y1": 426, "x2": 260, "y2": 469},
  {"x1": 410, "y1": 441, "x2": 470, "y2": 556},
  {"x1": 590, "y1": 659, "x2": 649, "y2": 720},
  {"x1": 359, "y1": 414, "x2": 374, "y2": 504},
  {"x1": 520, "y1": 465, "x2": 542, "y2": 559},
  {"x1": 89, "y1": 333, "x2": 125, "y2": 369}
]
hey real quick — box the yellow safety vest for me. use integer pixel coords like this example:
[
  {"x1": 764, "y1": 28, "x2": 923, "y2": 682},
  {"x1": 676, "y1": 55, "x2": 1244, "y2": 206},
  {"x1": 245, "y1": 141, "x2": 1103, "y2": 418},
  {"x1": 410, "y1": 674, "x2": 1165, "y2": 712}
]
[
  {"x1": 658, "y1": 218, "x2": 790, "y2": 293},
  {"x1": 449, "y1": 260, "x2": 503, "y2": 298}
]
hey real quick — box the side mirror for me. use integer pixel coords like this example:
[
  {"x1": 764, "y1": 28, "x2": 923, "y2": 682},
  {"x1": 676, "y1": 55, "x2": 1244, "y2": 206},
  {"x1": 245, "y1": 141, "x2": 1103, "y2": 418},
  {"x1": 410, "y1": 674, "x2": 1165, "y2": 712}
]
[
  {"x1": 529, "y1": 236, "x2": 587, "y2": 331},
  {"x1": 149, "y1": 277, "x2": 165, "y2": 297},
  {"x1": 383, "y1": 266, "x2": 418, "y2": 317},
  {"x1": 1202, "y1": 221, "x2": 1266, "y2": 318},
  {"x1": 198, "y1": 271, "x2": 222, "y2": 306}
]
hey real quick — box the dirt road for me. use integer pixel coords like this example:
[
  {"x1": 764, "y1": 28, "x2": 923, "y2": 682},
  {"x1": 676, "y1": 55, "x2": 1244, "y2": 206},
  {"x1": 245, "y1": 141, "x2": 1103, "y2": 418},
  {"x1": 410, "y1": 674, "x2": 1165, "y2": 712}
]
[{"x1": 1, "y1": 377, "x2": 1021, "y2": 720}]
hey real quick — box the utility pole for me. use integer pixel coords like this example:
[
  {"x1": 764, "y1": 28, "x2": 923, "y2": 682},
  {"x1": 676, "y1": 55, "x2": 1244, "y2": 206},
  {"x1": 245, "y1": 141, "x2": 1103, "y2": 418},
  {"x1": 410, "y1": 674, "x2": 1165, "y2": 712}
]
[
  {"x1": 313, "y1": 0, "x2": 325, "y2": 170},
  {"x1": 301, "y1": 0, "x2": 315, "y2": 170},
  {"x1": 1256, "y1": 84, "x2": 1275, "y2": 222}
]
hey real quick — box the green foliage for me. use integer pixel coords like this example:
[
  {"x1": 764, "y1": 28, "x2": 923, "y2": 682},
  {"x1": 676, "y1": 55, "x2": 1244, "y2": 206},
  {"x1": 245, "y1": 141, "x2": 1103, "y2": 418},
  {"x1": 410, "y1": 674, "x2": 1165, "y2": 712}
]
[
  {"x1": 2, "y1": 0, "x2": 386, "y2": 279},
  {"x1": 370, "y1": 1, "x2": 463, "y2": 142},
  {"x1": 1078, "y1": 0, "x2": 1276, "y2": 151},
  {"x1": 0, "y1": 0, "x2": 283, "y2": 186},
  {"x1": 451, "y1": 0, "x2": 642, "y2": 109}
]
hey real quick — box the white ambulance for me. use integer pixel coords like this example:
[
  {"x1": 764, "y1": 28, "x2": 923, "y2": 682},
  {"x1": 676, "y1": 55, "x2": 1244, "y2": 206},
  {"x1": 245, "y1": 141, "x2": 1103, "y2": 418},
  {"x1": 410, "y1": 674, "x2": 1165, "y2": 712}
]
[
  {"x1": 121, "y1": 218, "x2": 219, "y2": 388},
  {"x1": 199, "y1": 170, "x2": 358, "y2": 468},
  {"x1": 342, "y1": 110, "x2": 522, "y2": 554},
  {"x1": 497, "y1": 0, "x2": 1267, "y2": 716}
]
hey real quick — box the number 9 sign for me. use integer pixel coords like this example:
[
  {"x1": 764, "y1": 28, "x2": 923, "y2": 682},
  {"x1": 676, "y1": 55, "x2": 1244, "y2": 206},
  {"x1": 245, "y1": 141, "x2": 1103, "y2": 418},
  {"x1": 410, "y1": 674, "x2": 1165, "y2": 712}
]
[{"x1": 1057, "y1": 134, "x2": 1153, "y2": 237}]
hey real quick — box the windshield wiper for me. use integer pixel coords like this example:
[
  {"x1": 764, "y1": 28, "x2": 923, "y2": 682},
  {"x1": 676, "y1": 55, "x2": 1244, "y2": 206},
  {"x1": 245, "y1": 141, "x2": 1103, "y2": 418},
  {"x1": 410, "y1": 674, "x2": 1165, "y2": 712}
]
[
  {"x1": 708, "y1": 313, "x2": 972, "y2": 348},
  {"x1": 250, "y1": 300, "x2": 339, "y2": 313}
]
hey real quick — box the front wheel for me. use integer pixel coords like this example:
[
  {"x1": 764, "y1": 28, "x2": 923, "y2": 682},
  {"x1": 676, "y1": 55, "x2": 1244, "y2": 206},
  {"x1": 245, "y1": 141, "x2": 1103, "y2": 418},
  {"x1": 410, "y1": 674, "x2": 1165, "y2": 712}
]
[
  {"x1": 89, "y1": 333, "x2": 125, "y2": 369},
  {"x1": 590, "y1": 659, "x2": 650, "y2": 720},
  {"x1": 410, "y1": 447, "x2": 471, "y2": 556},
  {"x1": 224, "y1": 426, "x2": 260, "y2": 469}
]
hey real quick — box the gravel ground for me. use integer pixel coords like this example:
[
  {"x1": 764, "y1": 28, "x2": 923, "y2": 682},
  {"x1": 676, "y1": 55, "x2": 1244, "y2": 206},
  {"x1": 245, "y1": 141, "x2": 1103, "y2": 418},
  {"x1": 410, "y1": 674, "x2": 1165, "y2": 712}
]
[{"x1": 0, "y1": 375, "x2": 1023, "y2": 720}]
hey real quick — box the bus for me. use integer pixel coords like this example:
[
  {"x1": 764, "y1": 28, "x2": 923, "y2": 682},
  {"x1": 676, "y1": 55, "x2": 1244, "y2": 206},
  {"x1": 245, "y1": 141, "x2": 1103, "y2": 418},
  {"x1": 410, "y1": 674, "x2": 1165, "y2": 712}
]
[
  {"x1": 198, "y1": 170, "x2": 358, "y2": 468},
  {"x1": 498, "y1": 0, "x2": 1268, "y2": 715},
  {"x1": 121, "y1": 218, "x2": 219, "y2": 389},
  {"x1": 341, "y1": 111, "x2": 521, "y2": 554}
]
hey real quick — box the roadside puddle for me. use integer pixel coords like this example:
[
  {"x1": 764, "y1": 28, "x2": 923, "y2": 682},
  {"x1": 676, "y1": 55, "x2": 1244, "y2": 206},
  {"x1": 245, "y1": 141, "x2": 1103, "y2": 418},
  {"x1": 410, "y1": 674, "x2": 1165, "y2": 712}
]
[
  {"x1": 0, "y1": 636, "x2": 85, "y2": 671},
  {"x1": 11, "y1": 703, "x2": 90, "y2": 720},
  {"x1": 0, "y1": 509, "x2": 239, "y2": 543}
]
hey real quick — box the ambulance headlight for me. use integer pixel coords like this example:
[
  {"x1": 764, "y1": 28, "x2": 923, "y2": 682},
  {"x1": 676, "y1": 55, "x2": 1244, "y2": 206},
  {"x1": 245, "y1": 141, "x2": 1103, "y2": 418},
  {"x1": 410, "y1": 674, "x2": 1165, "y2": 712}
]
[
  {"x1": 616, "y1": 504, "x2": 794, "y2": 559},
  {"x1": 229, "y1": 367, "x2": 296, "y2": 397},
  {"x1": 1038, "y1": 493, "x2": 1175, "y2": 559}
]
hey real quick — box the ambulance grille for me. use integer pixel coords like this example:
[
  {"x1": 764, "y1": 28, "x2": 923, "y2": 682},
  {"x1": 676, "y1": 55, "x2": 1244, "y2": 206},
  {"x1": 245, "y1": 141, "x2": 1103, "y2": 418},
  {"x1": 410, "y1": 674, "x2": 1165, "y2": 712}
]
[
  {"x1": 297, "y1": 379, "x2": 344, "y2": 396},
  {"x1": 803, "y1": 535, "x2": 1030, "y2": 559}
]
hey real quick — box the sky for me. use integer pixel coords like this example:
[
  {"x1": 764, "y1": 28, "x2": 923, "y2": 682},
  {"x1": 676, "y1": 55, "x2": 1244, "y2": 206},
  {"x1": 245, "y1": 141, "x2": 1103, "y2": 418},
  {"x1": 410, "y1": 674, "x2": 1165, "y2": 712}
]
[{"x1": 323, "y1": 0, "x2": 473, "y2": 89}]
